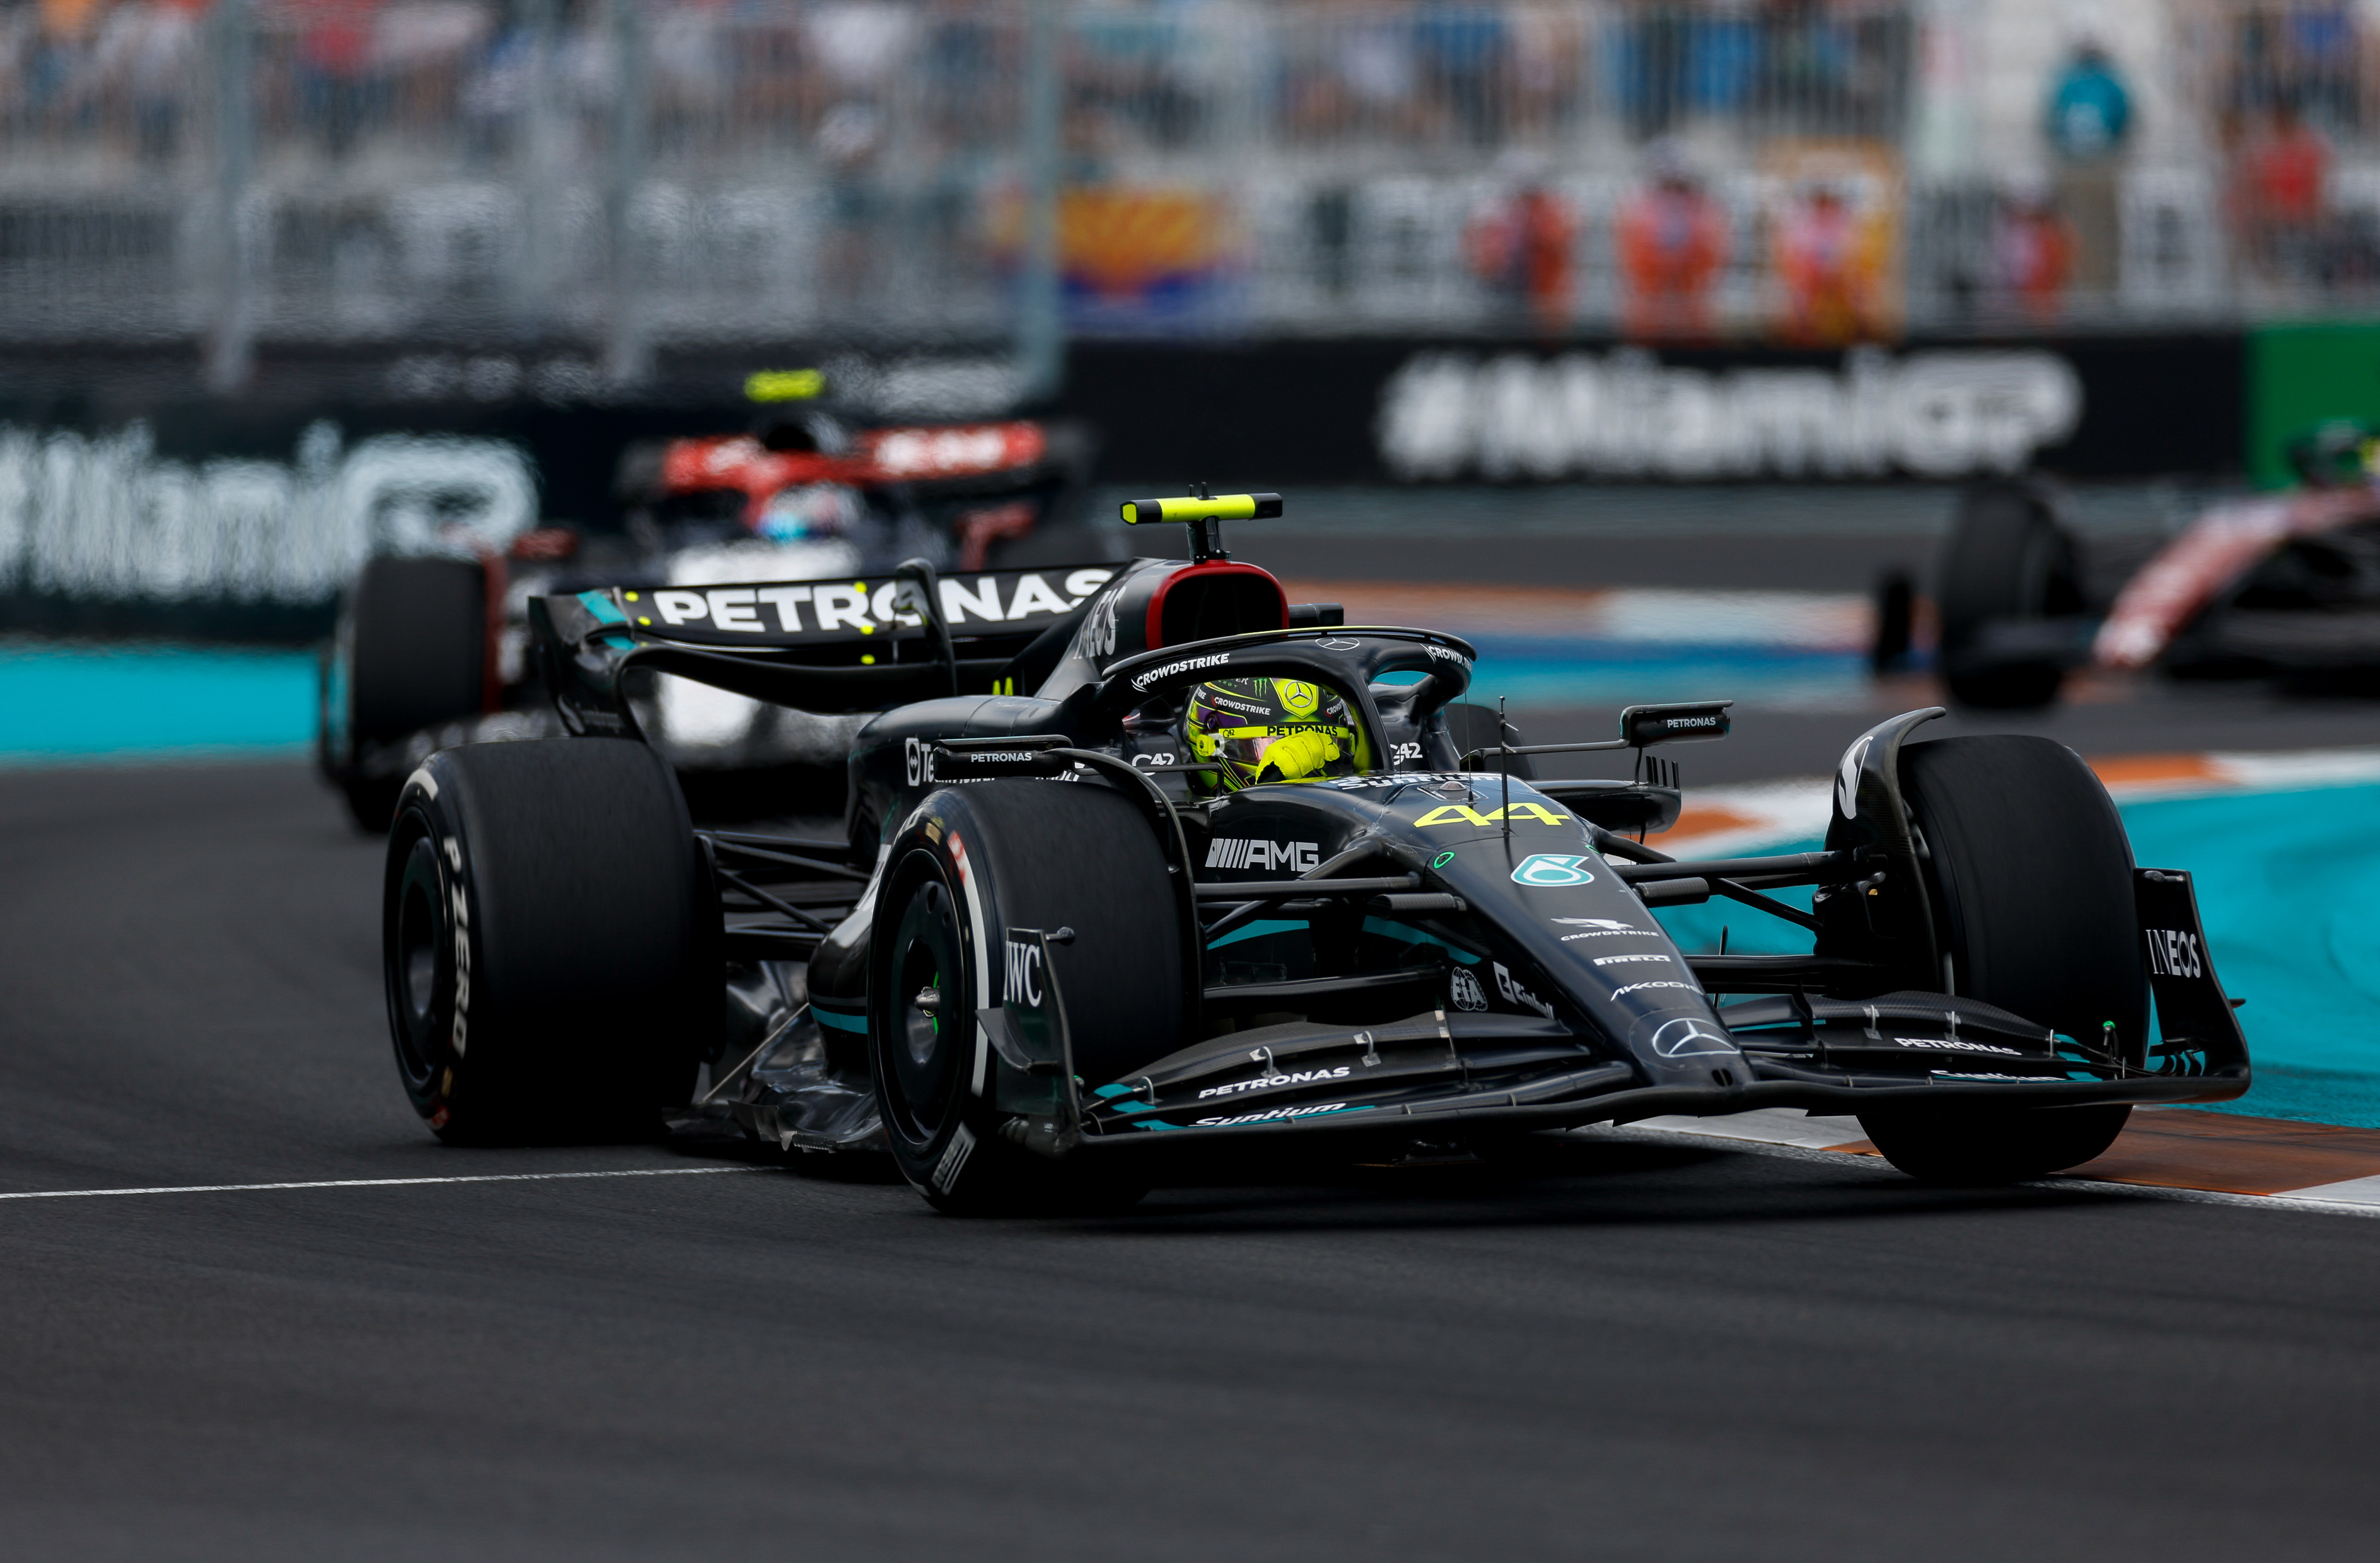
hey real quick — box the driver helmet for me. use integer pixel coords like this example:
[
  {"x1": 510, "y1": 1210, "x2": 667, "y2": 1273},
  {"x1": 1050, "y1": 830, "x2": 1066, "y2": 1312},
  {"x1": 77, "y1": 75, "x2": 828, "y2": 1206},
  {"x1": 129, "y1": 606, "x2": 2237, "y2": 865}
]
[
  {"x1": 1181, "y1": 678, "x2": 1362, "y2": 793},
  {"x1": 2286, "y1": 419, "x2": 2380, "y2": 489}
]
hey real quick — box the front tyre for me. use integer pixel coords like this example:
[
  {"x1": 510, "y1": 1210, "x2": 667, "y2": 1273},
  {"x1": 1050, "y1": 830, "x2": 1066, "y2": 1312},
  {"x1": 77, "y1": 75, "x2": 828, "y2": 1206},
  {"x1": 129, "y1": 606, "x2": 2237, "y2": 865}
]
[
  {"x1": 868, "y1": 779, "x2": 1181, "y2": 1214},
  {"x1": 1856, "y1": 735, "x2": 2144, "y2": 1183},
  {"x1": 385, "y1": 738, "x2": 714, "y2": 1144}
]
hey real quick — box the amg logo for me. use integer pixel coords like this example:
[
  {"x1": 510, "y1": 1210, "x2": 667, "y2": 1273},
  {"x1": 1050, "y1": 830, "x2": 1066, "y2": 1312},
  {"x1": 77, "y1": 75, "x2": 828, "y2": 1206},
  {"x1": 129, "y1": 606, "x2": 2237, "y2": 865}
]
[
  {"x1": 1198, "y1": 1065, "x2": 1352, "y2": 1100},
  {"x1": 1593, "y1": 953, "x2": 1672, "y2": 967},
  {"x1": 1003, "y1": 939, "x2": 1043, "y2": 1008},
  {"x1": 1205, "y1": 838, "x2": 1321, "y2": 873},
  {"x1": 2145, "y1": 927, "x2": 2205, "y2": 979}
]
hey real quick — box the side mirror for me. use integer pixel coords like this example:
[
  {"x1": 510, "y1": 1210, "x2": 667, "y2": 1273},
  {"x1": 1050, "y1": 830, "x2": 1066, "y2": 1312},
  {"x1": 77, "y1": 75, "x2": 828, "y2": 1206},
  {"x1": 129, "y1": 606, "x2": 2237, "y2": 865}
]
[{"x1": 1619, "y1": 702, "x2": 1732, "y2": 747}]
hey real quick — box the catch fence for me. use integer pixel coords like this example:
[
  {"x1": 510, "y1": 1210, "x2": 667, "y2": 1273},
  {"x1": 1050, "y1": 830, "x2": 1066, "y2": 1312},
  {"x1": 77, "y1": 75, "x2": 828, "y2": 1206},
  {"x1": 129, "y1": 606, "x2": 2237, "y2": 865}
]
[{"x1": 0, "y1": 0, "x2": 2371, "y2": 382}]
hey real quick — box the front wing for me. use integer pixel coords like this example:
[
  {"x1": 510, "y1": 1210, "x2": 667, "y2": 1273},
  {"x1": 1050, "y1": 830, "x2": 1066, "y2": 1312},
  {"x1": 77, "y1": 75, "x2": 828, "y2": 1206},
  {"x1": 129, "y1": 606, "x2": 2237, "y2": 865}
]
[{"x1": 984, "y1": 867, "x2": 2248, "y2": 1163}]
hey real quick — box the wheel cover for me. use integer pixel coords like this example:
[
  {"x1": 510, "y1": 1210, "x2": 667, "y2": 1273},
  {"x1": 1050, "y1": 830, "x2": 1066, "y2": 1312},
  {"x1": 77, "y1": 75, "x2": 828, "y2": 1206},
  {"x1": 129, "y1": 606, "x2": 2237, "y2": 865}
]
[
  {"x1": 388, "y1": 827, "x2": 450, "y2": 1095},
  {"x1": 880, "y1": 872, "x2": 966, "y2": 1153}
]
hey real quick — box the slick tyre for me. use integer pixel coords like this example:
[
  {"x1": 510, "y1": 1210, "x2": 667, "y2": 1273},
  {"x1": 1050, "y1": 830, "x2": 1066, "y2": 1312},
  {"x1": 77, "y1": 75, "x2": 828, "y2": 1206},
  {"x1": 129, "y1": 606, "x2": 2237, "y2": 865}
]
[
  {"x1": 385, "y1": 738, "x2": 714, "y2": 1144},
  {"x1": 330, "y1": 555, "x2": 490, "y2": 830},
  {"x1": 1857, "y1": 735, "x2": 2145, "y2": 1183},
  {"x1": 868, "y1": 779, "x2": 1180, "y2": 1215},
  {"x1": 1936, "y1": 482, "x2": 2084, "y2": 710}
]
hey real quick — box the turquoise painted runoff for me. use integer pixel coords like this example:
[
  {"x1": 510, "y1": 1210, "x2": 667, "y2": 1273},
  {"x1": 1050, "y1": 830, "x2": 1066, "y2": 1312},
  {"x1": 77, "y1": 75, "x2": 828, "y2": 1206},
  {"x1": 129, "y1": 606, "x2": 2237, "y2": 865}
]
[
  {"x1": 1471, "y1": 638, "x2": 1864, "y2": 711},
  {"x1": 1654, "y1": 782, "x2": 2380, "y2": 1129},
  {"x1": 0, "y1": 641, "x2": 315, "y2": 760}
]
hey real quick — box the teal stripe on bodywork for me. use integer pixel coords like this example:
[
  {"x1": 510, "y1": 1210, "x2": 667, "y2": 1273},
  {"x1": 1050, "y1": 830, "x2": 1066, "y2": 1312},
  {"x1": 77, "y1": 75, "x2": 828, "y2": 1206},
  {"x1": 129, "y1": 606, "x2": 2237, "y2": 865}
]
[
  {"x1": 577, "y1": 590, "x2": 630, "y2": 624},
  {"x1": 1208, "y1": 918, "x2": 1309, "y2": 950},
  {"x1": 1361, "y1": 915, "x2": 1482, "y2": 963},
  {"x1": 811, "y1": 1006, "x2": 868, "y2": 1034}
]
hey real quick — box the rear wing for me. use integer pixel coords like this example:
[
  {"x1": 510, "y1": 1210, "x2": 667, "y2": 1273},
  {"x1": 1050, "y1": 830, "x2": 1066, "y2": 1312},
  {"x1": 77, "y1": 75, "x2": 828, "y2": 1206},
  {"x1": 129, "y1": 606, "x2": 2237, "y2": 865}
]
[{"x1": 530, "y1": 562, "x2": 1119, "y2": 729}]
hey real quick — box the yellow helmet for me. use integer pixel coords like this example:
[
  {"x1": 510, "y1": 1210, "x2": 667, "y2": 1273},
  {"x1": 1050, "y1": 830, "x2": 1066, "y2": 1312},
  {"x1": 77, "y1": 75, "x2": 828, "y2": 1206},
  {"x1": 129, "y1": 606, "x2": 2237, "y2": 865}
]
[{"x1": 1181, "y1": 678, "x2": 1362, "y2": 792}]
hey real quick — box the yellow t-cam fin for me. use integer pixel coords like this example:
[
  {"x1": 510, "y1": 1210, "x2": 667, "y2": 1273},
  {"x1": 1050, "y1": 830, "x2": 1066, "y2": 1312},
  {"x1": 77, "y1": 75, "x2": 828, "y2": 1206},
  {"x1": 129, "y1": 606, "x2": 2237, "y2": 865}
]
[
  {"x1": 745, "y1": 368, "x2": 824, "y2": 402},
  {"x1": 1119, "y1": 493, "x2": 1284, "y2": 525}
]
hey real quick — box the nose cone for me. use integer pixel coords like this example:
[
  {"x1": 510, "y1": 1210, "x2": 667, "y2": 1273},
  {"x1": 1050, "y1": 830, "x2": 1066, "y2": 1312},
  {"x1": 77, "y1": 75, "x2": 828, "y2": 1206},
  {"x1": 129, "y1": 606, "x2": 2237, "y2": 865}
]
[{"x1": 1417, "y1": 800, "x2": 1740, "y2": 1089}]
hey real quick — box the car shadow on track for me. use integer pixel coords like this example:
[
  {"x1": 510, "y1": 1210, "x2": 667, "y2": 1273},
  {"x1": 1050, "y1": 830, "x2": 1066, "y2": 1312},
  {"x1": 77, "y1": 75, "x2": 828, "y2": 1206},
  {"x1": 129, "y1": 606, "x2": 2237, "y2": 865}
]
[{"x1": 654, "y1": 1129, "x2": 2142, "y2": 1231}]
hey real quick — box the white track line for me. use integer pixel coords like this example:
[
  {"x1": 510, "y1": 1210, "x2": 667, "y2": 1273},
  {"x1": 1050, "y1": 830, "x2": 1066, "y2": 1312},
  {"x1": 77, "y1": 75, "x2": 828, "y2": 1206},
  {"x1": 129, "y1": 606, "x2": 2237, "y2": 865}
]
[{"x1": 0, "y1": 1166, "x2": 769, "y2": 1202}]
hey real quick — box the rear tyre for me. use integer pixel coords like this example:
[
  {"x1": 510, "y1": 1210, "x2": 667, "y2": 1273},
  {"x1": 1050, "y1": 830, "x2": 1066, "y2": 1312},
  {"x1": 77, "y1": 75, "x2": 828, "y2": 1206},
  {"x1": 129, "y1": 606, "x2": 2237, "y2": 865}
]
[
  {"x1": 1857, "y1": 736, "x2": 2145, "y2": 1183},
  {"x1": 384, "y1": 738, "x2": 714, "y2": 1144},
  {"x1": 868, "y1": 779, "x2": 1180, "y2": 1214},
  {"x1": 328, "y1": 555, "x2": 490, "y2": 830},
  {"x1": 1936, "y1": 482, "x2": 2083, "y2": 710}
]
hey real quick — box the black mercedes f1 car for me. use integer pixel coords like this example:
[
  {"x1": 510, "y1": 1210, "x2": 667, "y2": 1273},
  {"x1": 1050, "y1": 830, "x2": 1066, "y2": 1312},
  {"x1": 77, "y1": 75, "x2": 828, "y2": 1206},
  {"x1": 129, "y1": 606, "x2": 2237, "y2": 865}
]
[{"x1": 382, "y1": 493, "x2": 2249, "y2": 1211}]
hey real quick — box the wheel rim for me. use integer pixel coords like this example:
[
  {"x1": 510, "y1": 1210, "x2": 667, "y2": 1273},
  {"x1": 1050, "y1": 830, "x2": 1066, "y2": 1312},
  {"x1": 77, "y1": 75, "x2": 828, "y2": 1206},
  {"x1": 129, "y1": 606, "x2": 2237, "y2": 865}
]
[
  {"x1": 389, "y1": 827, "x2": 450, "y2": 1093},
  {"x1": 880, "y1": 869, "x2": 965, "y2": 1153}
]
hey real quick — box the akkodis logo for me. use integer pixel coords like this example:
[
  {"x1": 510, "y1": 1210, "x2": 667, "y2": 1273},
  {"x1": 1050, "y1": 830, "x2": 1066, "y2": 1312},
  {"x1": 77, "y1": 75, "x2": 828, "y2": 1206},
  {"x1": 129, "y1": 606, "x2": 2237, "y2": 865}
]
[{"x1": 1511, "y1": 854, "x2": 1595, "y2": 888}]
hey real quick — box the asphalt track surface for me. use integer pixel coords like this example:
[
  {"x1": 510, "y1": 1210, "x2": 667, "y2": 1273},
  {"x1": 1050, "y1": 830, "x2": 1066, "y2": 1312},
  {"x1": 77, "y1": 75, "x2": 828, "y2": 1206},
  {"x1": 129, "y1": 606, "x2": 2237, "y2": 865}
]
[{"x1": 5, "y1": 760, "x2": 2380, "y2": 1560}]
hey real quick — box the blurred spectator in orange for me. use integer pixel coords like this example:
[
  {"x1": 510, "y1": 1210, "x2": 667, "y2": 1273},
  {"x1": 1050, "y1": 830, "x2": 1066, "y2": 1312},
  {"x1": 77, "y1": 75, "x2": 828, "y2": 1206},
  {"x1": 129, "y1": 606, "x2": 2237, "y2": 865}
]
[
  {"x1": 1993, "y1": 177, "x2": 2074, "y2": 323},
  {"x1": 2237, "y1": 99, "x2": 2330, "y2": 282},
  {"x1": 30, "y1": 0, "x2": 109, "y2": 122},
  {"x1": 1466, "y1": 153, "x2": 1574, "y2": 332},
  {"x1": 1773, "y1": 182, "x2": 1884, "y2": 345},
  {"x1": 1616, "y1": 139, "x2": 1726, "y2": 340},
  {"x1": 38, "y1": 0, "x2": 108, "y2": 43}
]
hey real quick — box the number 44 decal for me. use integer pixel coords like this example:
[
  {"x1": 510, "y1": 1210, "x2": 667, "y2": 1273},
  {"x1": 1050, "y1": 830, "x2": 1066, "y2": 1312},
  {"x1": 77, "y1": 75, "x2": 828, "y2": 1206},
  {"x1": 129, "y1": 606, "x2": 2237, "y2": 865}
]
[{"x1": 1413, "y1": 801, "x2": 1570, "y2": 828}]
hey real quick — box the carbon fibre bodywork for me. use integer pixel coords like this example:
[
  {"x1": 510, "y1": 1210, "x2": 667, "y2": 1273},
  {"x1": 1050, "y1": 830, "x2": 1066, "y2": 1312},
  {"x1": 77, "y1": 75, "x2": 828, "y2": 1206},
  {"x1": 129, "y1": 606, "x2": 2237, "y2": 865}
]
[
  {"x1": 524, "y1": 546, "x2": 2250, "y2": 1168},
  {"x1": 320, "y1": 415, "x2": 1098, "y2": 808}
]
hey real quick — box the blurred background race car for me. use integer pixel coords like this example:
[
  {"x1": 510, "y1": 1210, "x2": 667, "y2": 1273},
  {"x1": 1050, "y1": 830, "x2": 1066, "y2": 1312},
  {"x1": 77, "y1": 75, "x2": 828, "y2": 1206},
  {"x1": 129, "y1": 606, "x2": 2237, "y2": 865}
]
[
  {"x1": 317, "y1": 376, "x2": 1103, "y2": 827},
  {"x1": 1910, "y1": 421, "x2": 2380, "y2": 709}
]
